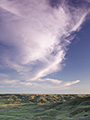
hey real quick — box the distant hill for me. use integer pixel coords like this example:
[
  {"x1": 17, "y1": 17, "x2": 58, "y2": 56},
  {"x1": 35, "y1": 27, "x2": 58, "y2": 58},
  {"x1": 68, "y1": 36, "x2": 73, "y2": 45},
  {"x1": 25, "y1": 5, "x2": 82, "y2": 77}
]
[{"x1": 0, "y1": 94, "x2": 90, "y2": 105}]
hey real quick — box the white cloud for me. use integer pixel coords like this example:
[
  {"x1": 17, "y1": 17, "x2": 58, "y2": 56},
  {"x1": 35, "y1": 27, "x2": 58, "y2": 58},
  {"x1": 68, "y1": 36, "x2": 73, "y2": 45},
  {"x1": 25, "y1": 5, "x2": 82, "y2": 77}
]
[
  {"x1": 23, "y1": 79, "x2": 80, "y2": 94},
  {"x1": 63, "y1": 80, "x2": 80, "y2": 87},
  {"x1": 45, "y1": 78, "x2": 62, "y2": 84},
  {"x1": 0, "y1": 0, "x2": 20, "y2": 16},
  {"x1": 20, "y1": 82, "x2": 32, "y2": 86},
  {"x1": 0, "y1": 79, "x2": 18, "y2": 84},
  {"x1": 0, "y1": 73, "x2": 19, "y2": 85},
  {"x1": 0, "y1": 78, "x2": 81, "y2": 93},
  {"x1": 38, "y1": 78, "x2": 62, "y2": 84},
  {"x1": 0, "y1": 0, "x2": 89, "y2": 83},
  {"x1": 0, "y1": 73, "x2": 9, "y2": 78},
  {"x1": 71, "y1": 13, "x2": 87, "y2": 32}
]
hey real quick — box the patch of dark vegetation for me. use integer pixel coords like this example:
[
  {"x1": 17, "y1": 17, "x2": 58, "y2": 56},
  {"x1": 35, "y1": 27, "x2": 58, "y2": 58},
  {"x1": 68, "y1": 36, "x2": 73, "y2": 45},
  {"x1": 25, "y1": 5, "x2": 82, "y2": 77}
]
[
  {"x1": 71, "y1": 107, "x2": 90, "y2": 116},
  {"x1": 68, "y1": 96, "x2": 90, "y2": 106}
]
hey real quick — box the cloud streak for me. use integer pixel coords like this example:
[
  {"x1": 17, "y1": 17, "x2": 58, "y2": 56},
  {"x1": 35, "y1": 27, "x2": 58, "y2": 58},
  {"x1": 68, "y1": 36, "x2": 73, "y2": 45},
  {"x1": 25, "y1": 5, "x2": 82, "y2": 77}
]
[
  {"x1": 20, "y1": 79, "x2": 80, "y2": 93},
  {"x1": 0, "y1": 76, "x2": 80, "y2": 93},
  {"x1": 0, "y1": 0, "x2": 90, "y2": 84},
  {"x1": 63, "y1": 80, "x2": 80, "y2": 87}
]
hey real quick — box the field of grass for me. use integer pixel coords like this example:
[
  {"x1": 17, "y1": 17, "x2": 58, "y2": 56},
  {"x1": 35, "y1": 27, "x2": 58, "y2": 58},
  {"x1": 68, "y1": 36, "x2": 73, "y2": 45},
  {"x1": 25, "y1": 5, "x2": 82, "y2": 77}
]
[{"x1": 0, "y1": 94, "x2": 90, "y2": 120}]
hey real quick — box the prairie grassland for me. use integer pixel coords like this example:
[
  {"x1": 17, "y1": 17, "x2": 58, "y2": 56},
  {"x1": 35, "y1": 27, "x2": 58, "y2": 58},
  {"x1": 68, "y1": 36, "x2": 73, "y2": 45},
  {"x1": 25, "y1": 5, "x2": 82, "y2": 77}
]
[{"x1": 0, "y1": 94, "x2": 90, "y2": 120}]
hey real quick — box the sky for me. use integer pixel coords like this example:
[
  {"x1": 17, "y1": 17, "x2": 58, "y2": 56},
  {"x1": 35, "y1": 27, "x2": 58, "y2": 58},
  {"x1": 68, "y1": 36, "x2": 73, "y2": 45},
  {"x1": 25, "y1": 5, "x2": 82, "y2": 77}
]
[{"x1": 0, "y1": 0, "x2": 90, "y2": 94}]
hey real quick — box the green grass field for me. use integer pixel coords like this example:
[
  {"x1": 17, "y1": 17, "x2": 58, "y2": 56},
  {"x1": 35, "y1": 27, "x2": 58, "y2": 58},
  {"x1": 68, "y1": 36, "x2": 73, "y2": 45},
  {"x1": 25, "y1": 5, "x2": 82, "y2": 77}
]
[{"x1": 0, "y1": 94, "x2": 90, "y2": 120}]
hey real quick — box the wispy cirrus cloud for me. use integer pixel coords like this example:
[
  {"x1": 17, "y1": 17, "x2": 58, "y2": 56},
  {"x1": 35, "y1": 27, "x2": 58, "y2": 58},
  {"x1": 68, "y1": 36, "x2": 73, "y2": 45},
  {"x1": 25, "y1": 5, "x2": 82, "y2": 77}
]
[
  {"x1": 0, "y1": 73, "x2": 18, "y2": 85},
  {"x1": 63, "y1": 80, "x2": 80, "y2": 87},
  {"x1": 0, "y1": 73, "x2": 9, "y2": 78},
  {"x1": 0, "y1": 79, "x2": 17, "y2": 84},
  {"x1": 0, "y1": 77, "x2": 80, "y2": 93},
  {"x1": 41, "y1": 78, "x2": 62, "y2": 84},
  {"x1": 0, "y1": 0, "x2": 90, "y2": 86}
]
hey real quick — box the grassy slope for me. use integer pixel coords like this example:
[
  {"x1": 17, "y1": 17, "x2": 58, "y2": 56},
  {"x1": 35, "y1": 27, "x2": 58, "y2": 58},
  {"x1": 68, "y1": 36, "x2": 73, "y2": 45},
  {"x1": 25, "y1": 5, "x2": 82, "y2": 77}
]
[{"x1": 0, "y1": 94, "x2": 90, "y2": 120}]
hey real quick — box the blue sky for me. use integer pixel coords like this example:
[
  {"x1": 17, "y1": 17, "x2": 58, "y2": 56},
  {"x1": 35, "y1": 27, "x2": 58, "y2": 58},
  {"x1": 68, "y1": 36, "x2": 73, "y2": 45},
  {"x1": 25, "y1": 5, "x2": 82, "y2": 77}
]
[
  {"x1": 0, "y1": 0, "x2": 90, "y2": 94},
  {"x1": 47, "y1": 19, "x2": 90, "y2": 94}
]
